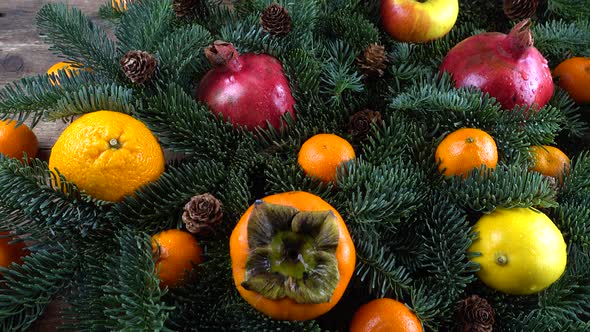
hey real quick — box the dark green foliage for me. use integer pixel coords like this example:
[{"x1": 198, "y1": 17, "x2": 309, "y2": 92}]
[
  {"x1": 37, "y1": 3, "x2": 121, "y2": 80},
  {"x1": 0, "y1": 0, "x2": 589, "y2": 331},
  {"x1": 0, "y1": 243, "x2": 78, "y2": 332},
  {"x1": 63, "y1": 228, "x2": 172, "y2": 331}
]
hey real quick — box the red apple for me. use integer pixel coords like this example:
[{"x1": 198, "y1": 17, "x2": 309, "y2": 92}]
[{"x1": 381, "y1": 0, "x2": 459, "y2": 43}]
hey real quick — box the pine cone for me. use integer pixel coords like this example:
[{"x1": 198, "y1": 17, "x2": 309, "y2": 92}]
[
  {"x1": 182, "y1": 193, "x2": 223, "y2": 236},
  {"x1": 349, "y1": 109, "x2": 382, "y2": 139},
  {"x1": 458, "y1": 295, "x2": 495, "y2": 332},
  {"x1": 503, "y1": 0, "x2": 539, "y2": 20},
  {"x1": 120, "y1": 51, "x2": 157, "y2": 84},
  {"x1": 260, "y1": 4, "x2": 292, "y2": 36},
  {"x1": 173, "y1": 0, "x2": 201, "y2": 18},
  {"x1": 357, "y1": 43, "x2": 388, "y2": 78}
]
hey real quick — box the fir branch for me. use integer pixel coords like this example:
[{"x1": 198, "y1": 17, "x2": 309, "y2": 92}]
[
  {"x1": 416, "y1": 196, "x2": 478, "y2": 325},
  {"x1": 99, "y1": 1, "x2": 125, "y2": 21},
  {"x1": 443, "y1": 165, "x2": 558, "y2": 212},
  {"x1": 0, "y1": 244, "x2": 78, "y2": 332},
  {"x1": 111, "y1": 160, "x2": 228, "y2": 234},
  {"x1": 139, "y1": 83, "x2": 248, "y2": 158},
  {"x1": 154, "y1": 24, "x2": 213, "y2": 86},
  {"x1": 549, "y1": 88, "x2": 588, "y2": 139},
  {"x1": 166, "y1": 239, "x2": 322, "y2": 331},
  {"x1": 354, "y1": 236, "x2": 413, "y2": 298},
  {"x1": 64, "y1": 229, "x2": 172, "y2": 331},
  {"x1": 336, "y1": 159, "x2": 427, "y2": 233},
  {"x1": 0, "y1": 71, "x2": 103, "y2": 127},
  {"x1": 554, "y1": 197, "x2": 590, "y2": 247},
  {"x1": 282, "y1": 48, "x2": 323, "y2": 106},
  {"x1": 360, "y1": 113, "x2": 428, "y2": 166},
  {"x1": 547, "y1": 0, "x2": 590, "y2": 20},
  {"x1": 219, "y1": 14, "x2": 285, "y2": 56},
  {"x1": 0, "y1": 158, "x2": 109, "y2": 238},
  {"x1": 409, "y1": 284, "x2": 445, "y2": 331},
  {"x1": 115, "y1": 0, "x2": 176, "y2": 54},
  {"x1": 533, "y1": 19, "x2": 590, "y2": 66},
  {"x1": 322, "y1": 10, "x2": 380, "y2": 52},
  {"x1": 561, "y1": 151, "x2": 590, "y2": 201},
  {"x1": 102, "y1": 229, "x2": 172, "y2": 331},
  {"x1": 36, "y1": 3, "x2": 121, "y2": 80},
  {"x1": 320, "y1": 40, "x2": 365, "y2": 107},
  {"x1": 48, "y1": 83, "x2": 135, "y2": 121}
]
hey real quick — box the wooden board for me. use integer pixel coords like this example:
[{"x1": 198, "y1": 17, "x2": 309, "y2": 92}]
[{"x1": 0, "y1": 0, "x2": 105, "y2": 160}]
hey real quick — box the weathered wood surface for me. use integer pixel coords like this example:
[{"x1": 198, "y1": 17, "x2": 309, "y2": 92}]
[{"x1": 0, "y1": 0, "x2": 105, "y2": 161}]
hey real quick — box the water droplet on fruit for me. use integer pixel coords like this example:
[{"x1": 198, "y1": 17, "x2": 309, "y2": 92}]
[{"x1": 520, "y1": 72, "x2": 529, "y2": 80}]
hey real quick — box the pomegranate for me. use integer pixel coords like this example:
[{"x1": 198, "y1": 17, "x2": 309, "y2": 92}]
[
  {"x1": 440, "y1": 20, "x2": 554, "y2": 111},
  {"x1": 197, "y1": 41, "x2": 296, "y2": 131}
]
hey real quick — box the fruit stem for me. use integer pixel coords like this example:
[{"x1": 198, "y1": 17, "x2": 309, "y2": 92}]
[
  {"x1": 501, "y1": 19, "x2": 534, "y2": 59},
  {"x1": 109, "y1": 138, "x2": 121, "y2": 149},
  {"x1": 204, "y1": 40, "x2": 243, "y2": 72}
]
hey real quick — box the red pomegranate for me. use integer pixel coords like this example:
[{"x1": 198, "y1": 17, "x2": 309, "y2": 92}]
[
  {"x1": 197, "y1": 41, "x2": 296, "y2": 131},
  {"x1": 440, "y1": 20, "x2": 554, "y2": 111}
]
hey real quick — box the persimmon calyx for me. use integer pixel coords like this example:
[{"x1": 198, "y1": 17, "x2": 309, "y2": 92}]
[{"x1": 241, "y1": 200, "x2": 340, "y2": 304}]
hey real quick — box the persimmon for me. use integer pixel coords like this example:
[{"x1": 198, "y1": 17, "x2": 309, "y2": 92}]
[
  {"x1": 230, "y1": 191, "x2": 356, "y2": 321},
  {"x1": 435, "y1": 128, "x2": 498, "y2": 177}
]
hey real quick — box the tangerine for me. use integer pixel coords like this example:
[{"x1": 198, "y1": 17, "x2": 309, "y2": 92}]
[
  {"x1": 553, "y1": 57, "x2": 590, "y2": 104},
  {"x1": 350, "y1": 298, "x2": 423, "y2": 332},
  {"x1": 529, "y1": 145, "x2": 570, "y2": 181},
  {"x1": 0, "y1": 120, "x2": 39, "y2": 161},
  {"x1": 151, "y1": 229, "x2": 203, "y2": 288},
  {"x1": 112, "y1": 0, "x2": 130, "y2": 10},
  {"x1": 46, "y1": 62, "x2": 86, "y2": 86},
  {"x1": 435, "y1": 128, "x2": 498, "y2": 177},
  {"x1": 48, "y1": 111, "x2": 165, "y2": 202},
  {"x1": 298, "y1": 134, "x2": 355, "y2": 183},
  {"x1": 0, "y1": 232, "x2": 28, "y2": 269}
]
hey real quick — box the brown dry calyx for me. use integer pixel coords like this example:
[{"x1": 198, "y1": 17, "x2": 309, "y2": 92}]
[
  {"x1": 241, "y1": 201, "x2": 340, "y2": 304},
  {"x1": 458, "y1": 295, "x2": 496, "y2": 332},
  {"x1": 182, "y1": 193, "x2": 224, "y2": 236},
  {"x1": 260, "y1": 3, "x2": 293, "y2": 36},
  {"x1": 120, "y1": 50, "x2": 157, "y2": 84},
  {"x1": 503, "y1": 0, "x2": 539, "y2": 20},
  {"x1": 357, "y1": 43, "x2": 388, "y2": 78}
]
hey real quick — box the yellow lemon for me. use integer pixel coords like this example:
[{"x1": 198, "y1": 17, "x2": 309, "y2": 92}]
[{"x1": 468, "y1": 208, "x2": 567, "y2": 295}]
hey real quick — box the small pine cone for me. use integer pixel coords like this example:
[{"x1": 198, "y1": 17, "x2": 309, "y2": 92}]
[
  {"x1": 173, "y1": 0, "x2": 201, "y2": 18},
  {"x1": 503, "y1": 0, "x2": 539, "y2": 20},
  {"x1": 120, "y1": 51, "x2": 157, "y2": 84},
  {"x1": 357, "y1": 43, "x2": 388, "y2": 78},
  {"x1": 260, "y1": 4, "x2": 292, "y2": 36},
  {"x1": 349, "y1": 109, "x2": 382, "y2": 139},
  {"x1": 182, "y1": 193, "x2": 223, "y2": 236},
  {"x1": 458, "y1": 295, "x2": 495, "y2": 332}
]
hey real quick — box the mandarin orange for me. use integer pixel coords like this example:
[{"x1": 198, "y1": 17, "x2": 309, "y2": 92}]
[
  {"x1": 298, "y1": 134, "x2": 355, "y2": 183},
  {"x1": 435, "y1": 128, "x2": 498, "y2": 177}
]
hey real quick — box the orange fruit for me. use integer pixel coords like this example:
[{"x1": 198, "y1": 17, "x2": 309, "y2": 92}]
[
  {"x1": 435, "y1": 128, "x2": 498, "y2": 177},
  {"x1": 46, "y1": 62, "x2": 87, "y2": 86},
  {"x1": 553, "y1": 57, "x2": 590, "y2": 104},
  {"x1": 48, "y1": 111, "x2": 165, "y2": 202},
  {"x1": 297, "y1": 134, "x2": 355, "y2": 183},
  {"x1": 0, "y1": 120, "x2": 39, "y2": 161},
  {"x1": 231, "y1": 191, "x2": 356, "y2": 321},
  {"x1": 0, "y1": 232, "x2": 28, "y2": 269},
  {"x1": 350, "y1": 298, "x2": 423, "y2": 332},
  {"x1": 529, "y1": 145, "x2": 570, "y2": 181},
  {"x1": 112, "y1": 0, "x2": 130, "y2": 10},
  {"x1": 151, "y1": 229, "x2": 203, "y2": 288}
]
